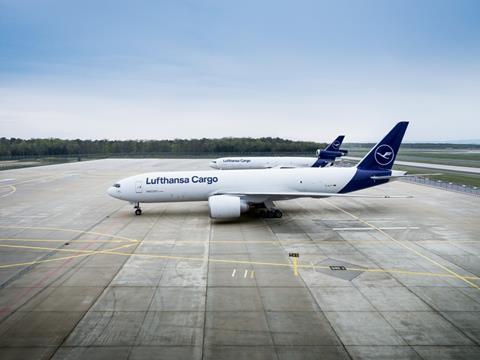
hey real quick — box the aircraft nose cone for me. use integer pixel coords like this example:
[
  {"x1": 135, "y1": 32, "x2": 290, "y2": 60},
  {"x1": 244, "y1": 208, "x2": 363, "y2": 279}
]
[
  {"x1": 210, "y1": 161, "x2": 218, "y2": 169},
  {"x1": 107, "y1": 186, "x2": 117, "y2": 198}
]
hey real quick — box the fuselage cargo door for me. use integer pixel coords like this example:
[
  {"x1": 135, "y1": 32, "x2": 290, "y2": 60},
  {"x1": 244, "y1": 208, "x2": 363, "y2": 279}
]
[{"x1": 135, "y1": 181, "x2": 143, "y2": 193}]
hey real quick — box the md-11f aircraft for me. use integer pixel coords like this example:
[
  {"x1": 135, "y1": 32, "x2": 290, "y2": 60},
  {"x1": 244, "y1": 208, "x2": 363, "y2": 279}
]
[
  {"x1": 108, "y1": 122, "x2": 410, "y2": 219},
  {"x1": 209, "y1": 135, "x2": 348, "y2": 169}
]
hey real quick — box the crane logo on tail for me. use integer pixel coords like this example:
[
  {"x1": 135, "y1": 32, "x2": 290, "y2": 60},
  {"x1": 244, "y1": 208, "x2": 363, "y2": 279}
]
[
  {"x1": 374, "y1": 144, "x2": 394, "y2": 166},
  {"x1": 332, "y1": 141, "x2": 340, "y2": 149}
]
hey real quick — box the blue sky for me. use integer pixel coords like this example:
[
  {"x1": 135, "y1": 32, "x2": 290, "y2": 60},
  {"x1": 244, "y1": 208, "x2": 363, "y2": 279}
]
[{"x1": 0, "y1": 0, "x2": 479, "y2": 141}]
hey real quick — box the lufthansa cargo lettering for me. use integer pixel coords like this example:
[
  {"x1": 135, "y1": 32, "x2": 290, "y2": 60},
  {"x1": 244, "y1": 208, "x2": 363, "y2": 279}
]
[
  {"x1": 192, "y1": 176, "x2": 218, "y2": 184},
  {"x1": 146, "y1": 176, "x2": 218, "y2": 185},
  {"x1": 222, "y1": 159, "x2": 251, "y2": 163}
]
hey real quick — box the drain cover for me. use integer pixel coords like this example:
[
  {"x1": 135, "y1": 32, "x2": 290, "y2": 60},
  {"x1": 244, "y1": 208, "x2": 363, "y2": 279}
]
[{"x1": 315, "y1": 258, "x2": 364, "y2": 281}]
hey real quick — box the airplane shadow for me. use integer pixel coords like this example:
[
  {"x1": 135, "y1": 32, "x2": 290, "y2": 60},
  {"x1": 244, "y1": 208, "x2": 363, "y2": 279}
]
[{"x1": 113, "y1": 200, "x2": 395, "y2": 223}]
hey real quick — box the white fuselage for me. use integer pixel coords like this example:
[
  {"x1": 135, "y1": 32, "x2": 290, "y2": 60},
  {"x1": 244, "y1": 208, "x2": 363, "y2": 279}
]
[
  {"x1": 108, "y1": 166, "x2": 357, "y2": 204},
  {"x1": 210, "y1": 157, "x2": 321, "y2": 170}
]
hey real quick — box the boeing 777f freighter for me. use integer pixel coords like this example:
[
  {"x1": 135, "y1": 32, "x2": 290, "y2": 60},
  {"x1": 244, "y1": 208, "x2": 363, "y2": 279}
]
[
  {"x1": 209, "y1": 135, "x2": 348, "y2": 169},
  {"x1": 108, "y1": 122, "x2": 411, "y2": 219}
]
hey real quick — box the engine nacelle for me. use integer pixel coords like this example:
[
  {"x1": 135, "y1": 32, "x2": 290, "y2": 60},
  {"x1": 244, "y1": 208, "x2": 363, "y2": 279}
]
[
  {"x1": 208, "y1": 195, "x2": 249, "y2": 219},
  {"x1": 317, "y1": 149, "x2": 348, "y2": 157}
]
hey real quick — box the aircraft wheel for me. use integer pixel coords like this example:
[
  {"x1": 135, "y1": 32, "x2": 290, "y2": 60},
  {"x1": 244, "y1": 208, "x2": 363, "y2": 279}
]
[
  {"x1": 274, "y1": 210, "x2": 283, "y2": 218},
  {"x1": 135, "y1": 208, "x2": 142, "y2": 216}
]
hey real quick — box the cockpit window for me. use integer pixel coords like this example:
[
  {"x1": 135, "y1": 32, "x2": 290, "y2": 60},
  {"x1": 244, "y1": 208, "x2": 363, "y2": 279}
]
[
  {"x1": 113, "y1": 183, "x2": 121, "y2": 188},
  {"x1": 211, "y1": 161, "x2": 216, "y2": 163}
]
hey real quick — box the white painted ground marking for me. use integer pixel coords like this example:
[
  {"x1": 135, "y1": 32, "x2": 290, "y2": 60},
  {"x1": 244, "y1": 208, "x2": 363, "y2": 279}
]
[
  {"x1": 231, "y1": 269, "x2": 236, "y2": 277},
  {"x1": 244, "y1": 269, "x2": 248, "y2": 278},
  {"x1": 333, "y1": 226, "x2": 420, "y2": 231},
  {"x1": 2, "y1": 215, "x2": 48, "y2": 219},
  {"x1": 363, "y1": 218, "x2": 395, "y2": 221}
]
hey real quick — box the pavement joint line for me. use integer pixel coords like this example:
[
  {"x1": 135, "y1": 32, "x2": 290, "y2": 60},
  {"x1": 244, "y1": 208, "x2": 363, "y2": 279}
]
[
  {"x1": 0, "y1": 238, "x2": 99, "y2": 318},
  {"x1": 51, "y1": 207, "x2": 159, "y2": 359},
  {"x1": 0, "y1": 238, "x2": 129, "y2": 243},
  {"x1": 333, "y1": 226, "x2": 420, "y2": 231},
  {"x1": 0, "y1": 225, "x2": 140, "y2": 243},
  {"x1": 0, "y1": 202, "x2": 134, "y2": 290},
  {"x1": 0, "y1": 174, "x2": 69, "y2": 187},
  {"x1": 200, "y1": 211, "x2": 213, "y2": 360},
  {"x1": 0, "y1": 243, "x2": 137, "y2": 255},
  {"x1": 325, "y1": 199, "x2": 480, "y2": 290}
]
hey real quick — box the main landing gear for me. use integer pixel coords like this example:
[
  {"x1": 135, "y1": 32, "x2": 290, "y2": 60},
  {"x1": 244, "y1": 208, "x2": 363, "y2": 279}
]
[
  {"x1": 252, "y1": 202, "x2": 283, "y2": 218},
  {"x1": 134, "y1": 202, "x2": 142, "y2": 216},
  {"x1": 262, "y1": 208, "x2": 283, "y2": 218}
]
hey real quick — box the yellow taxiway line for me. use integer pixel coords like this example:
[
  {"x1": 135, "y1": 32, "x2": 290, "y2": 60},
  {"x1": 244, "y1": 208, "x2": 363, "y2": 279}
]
[
  {"x1": 0, "y1": 225, "x2": 139, "y2": 243},
  {"x1": 0, "y1": 225, "x2": 478, "y2": 284},
  {"x1": 0, "y1": 237, "x2": 477, "y2": 246},
  {"x1": 0, "y1": 243, "x2": 137, "y2": 269},
  {"x1": 0, "y1": 241, "x2": 478, "y2": 282}
]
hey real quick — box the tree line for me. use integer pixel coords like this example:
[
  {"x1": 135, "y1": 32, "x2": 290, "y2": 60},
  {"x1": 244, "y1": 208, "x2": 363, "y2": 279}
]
[
  {"x1": 1, "y1": 137, "x2": 478, "y2": 158},
  {"x1": 0, "y1": 137, "x2": 325, "y2": 157}
]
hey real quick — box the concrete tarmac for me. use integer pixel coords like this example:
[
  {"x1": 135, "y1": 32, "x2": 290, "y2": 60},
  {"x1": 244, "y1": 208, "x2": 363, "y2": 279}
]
[{"x1": 0, "y1": 159, "x2": 479, "y2": 360}]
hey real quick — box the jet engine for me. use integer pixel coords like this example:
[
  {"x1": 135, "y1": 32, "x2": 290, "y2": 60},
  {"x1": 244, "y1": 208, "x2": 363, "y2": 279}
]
[
  {"x1": 316, "y1": 149, "x2": 348, "y2": 158},
  {"x1": 208, "y1": 195, "x2": 249, "y2": 219}
]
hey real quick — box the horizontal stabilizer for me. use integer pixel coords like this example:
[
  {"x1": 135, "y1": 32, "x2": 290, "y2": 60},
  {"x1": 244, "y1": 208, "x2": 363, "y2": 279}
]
[{"x1": 371, "y1": 173, "x2": 442, "y2": 180}]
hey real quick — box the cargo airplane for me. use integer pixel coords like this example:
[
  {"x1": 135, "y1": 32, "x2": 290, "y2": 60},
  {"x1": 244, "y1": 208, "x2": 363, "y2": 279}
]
[
  {"x1": 209, "y1": 135, "x2": 348, "y2": 169},
  {"x1": 108, "y1": 122, "x2": 411, "y2": 219}
]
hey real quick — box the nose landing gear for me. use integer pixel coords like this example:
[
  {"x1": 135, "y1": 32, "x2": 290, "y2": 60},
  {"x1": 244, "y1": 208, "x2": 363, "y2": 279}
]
[{"x1": 134, "y1": 202, "x2": 142, "y2": 216}]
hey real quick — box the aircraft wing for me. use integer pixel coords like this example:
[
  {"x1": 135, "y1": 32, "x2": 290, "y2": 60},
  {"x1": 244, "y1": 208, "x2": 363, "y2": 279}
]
[{"x1": 213, "y1": 190, "x2": 412, "y2": 199}]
